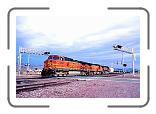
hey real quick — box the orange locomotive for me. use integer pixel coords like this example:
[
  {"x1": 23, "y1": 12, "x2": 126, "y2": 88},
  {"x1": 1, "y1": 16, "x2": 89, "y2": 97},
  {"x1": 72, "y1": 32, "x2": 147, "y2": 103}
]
[{"x1": 41, "y1": 55, "x2": 110, "y2": 77}]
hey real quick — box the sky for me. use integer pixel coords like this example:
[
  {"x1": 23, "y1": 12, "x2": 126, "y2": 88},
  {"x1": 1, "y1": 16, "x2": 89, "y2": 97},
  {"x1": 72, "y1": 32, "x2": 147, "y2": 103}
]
[{"x1": 16, "y1": 15, "x2": 140, "y2": 70}]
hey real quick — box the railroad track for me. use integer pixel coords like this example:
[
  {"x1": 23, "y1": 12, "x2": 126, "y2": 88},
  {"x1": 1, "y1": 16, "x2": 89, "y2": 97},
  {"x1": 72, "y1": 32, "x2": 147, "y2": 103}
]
[{"x1": 16, "y1": 79, "x2": 77, "y2": 93}]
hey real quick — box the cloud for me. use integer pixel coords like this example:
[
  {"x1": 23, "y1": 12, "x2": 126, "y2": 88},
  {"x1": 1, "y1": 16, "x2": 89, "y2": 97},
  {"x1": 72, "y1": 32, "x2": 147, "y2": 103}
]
[{"x1": 16, "y1": 16, "x2": 139, "y2": 52}]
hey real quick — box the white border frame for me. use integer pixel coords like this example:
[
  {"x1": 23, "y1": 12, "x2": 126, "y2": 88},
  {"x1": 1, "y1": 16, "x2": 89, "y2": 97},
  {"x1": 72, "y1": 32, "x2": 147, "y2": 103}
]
[{"x1": 7, "y1": 7, "x2": 150, "y2": 108}]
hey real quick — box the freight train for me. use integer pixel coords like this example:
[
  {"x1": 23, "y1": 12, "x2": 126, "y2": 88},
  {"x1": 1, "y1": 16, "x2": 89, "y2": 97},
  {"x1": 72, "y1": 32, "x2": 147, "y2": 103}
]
[{"x1": 41, "y1": 55, "x2": 110, "y2": 77}]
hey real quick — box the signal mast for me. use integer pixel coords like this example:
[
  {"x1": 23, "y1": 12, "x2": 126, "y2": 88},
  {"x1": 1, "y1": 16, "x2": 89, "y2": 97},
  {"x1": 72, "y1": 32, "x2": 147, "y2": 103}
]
[
  {"x1": 18, "y1": 47, "x2": 50, "y2": 76},
  {"x1": 113, "y1": 45, "x2": 135, "y2": 75}
]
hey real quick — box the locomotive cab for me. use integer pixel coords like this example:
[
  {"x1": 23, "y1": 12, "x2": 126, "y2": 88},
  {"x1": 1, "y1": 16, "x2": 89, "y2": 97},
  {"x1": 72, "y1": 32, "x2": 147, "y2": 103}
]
[{"x1": 41, "y1": 55, "x2": 67, "y2": 77}]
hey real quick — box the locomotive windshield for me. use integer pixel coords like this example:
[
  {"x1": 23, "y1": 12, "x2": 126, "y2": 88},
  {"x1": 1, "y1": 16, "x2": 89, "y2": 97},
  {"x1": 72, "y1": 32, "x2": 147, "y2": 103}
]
[
  {"x1": 52, "y1": 55, "x2": 60, "y2": 60},
  {"x1": 48, "y1": 55, "x2": 60, "y2": 60}
]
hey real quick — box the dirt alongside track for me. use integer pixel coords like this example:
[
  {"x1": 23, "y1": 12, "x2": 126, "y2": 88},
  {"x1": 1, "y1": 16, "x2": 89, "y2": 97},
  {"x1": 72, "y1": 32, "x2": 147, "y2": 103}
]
[{"x1": 16, "y1": 75, "x2": 140, "y2": 98}]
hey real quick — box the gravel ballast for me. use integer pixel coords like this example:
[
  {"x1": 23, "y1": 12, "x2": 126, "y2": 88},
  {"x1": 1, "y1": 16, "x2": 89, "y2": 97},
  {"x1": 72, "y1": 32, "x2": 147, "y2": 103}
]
[{"x1": 16, "y1": 78, "x2": 140, "y2": 98}]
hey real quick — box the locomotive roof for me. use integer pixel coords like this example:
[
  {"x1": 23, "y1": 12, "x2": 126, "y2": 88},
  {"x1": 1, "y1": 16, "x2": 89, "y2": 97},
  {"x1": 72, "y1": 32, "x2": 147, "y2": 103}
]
[{"x1": 63, "y1": 56, "x2": 74, "y2": 61}]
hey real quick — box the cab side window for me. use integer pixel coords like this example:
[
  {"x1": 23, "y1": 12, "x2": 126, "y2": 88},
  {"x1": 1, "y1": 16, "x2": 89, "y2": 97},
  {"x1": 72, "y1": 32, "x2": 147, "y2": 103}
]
[{"x1": 60, "y1": 57, "x2": 64, "y2": 61}]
